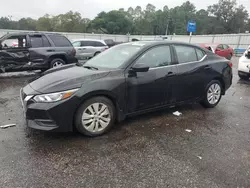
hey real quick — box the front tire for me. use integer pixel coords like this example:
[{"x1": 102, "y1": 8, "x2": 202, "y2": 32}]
[
  {"x1": 201, "y1": 80, "x2": 222, "y2": 108},
  {"x1": 75, "y1": 96, "x2": 115, "y2": 137}
]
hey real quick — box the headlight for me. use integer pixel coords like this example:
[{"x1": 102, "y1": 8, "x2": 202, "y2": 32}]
[{"x1": 33, "y1": 88, "x2": 79, "y2": 103}]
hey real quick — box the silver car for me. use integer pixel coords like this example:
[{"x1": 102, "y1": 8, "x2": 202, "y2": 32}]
[{"x1": 72, "y1": 39, "x2": 109, "y2": 61}]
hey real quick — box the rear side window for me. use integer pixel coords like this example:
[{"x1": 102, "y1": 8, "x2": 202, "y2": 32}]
[
  {"x1": 30, "y1": 35, "x2": 51, "y2": 48},
  {"x1": 175, "y1": 45, "x2": 197, "y2": 63},
  {"x1": 30, "y1": 35, "x2": 43, "y2": 48},
  {"x1": 196, "y1": 49, "x2": 205, "y2": 60},
  {"x1": 49, "y1": 35, "x2": 72, "y2": 47},
  {"x1": 81, "y1": 41, "x2": 91, "y2": 46},
  {"x1": 42, "y1": 36, "x2": 51, "y2": 47},
  {"x1": 93, "y1": 41, "x2": 105, "y2": 47},
  {"x1": 81, "y1": 41, "x2": 105, "y2": 47}
]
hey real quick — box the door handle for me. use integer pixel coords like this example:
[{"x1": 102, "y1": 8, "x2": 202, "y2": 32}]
[
  {"x1": 165, "y1": 72, "x2": 176, "y2": 78},
  {"x1": 79, "y1": 48, "x2": 86, "y2": 50},
  {"x1": 204, "y1": 65, "x2": 211, "y2": 70},
  {"x1": 46, "y1": 49, "x2": 55, "y2": 52}
]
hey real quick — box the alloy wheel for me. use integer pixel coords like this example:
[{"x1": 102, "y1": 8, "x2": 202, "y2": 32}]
[
  {"x1": 53, "y1": 61, "x2": 63, "y2": 68},
  {"x1": 207, "y1": 83, "x2": 221, "y2": 105},
  {"x1": 82, "y1": 103, "x2": 111, "y2": 133}
]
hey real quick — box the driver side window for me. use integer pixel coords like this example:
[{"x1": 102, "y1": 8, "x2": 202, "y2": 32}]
[
  {"x1": 135, "y1": 45, "x2": 172, "y2": 68},
  {"x1": 1, "y1": 35, "x2": 27, "y2": 49},
  {"x1": 217, "y1": 44, "x2": 224, "y2": 50}
]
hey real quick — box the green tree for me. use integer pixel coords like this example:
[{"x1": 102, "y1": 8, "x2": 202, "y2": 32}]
[
  {"x1": 17, "y1": 18, "x2": 37, "y2": 30},
  {"x1": 36, "y1": 14, "x2": 54, "y2": 31},
  {"x1": 91, "y1": 10, "x2": 133, "y2": 34}
]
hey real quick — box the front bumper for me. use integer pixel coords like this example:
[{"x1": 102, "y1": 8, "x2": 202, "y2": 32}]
[
  {"x1": 20, "y1": 86, "x2": 80, "y2": 132},
  {"x1": 238, "y1": 71, "x2": 250, "y2": 77}
]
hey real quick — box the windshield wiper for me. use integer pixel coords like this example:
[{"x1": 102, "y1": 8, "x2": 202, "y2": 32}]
[{"x1": 83, "y1": 65, "x2": 99, "y2": 70}]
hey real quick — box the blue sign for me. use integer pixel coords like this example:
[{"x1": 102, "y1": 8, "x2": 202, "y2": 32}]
[{"x1": 187, "y1": 20, "x2": 196, "y2": 33}]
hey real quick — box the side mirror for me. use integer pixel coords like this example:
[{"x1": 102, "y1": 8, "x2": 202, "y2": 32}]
[
  {"x1": 131, "y1": 63, "x2": 149, "y2": 72},
  {"x1": 216, "y1": 48, "x2": 221, "y2": 52}
]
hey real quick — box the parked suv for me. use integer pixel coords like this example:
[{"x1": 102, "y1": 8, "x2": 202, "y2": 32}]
[
  {"x1": 0, "y1": 32, "x2": 77, "y2": 73},
  {"x1": 72, "y1": 39, "x2": 109, "y2": 61}
]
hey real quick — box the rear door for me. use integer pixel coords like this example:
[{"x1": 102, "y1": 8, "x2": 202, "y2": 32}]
[
  {"x1": 126, "y1": 45, "x2": 178, "y2": 112},
  {"x1": 173, "y1": 45, "x2": 209, "y2": 102},
  {"x1": 81, "y1": 41, "x2": 96, "y2": 58},
  {"x1": 28, "y1": 34, "x2": 52, "y2": 67},
  {"x1": 0, "y1": 34, "x2": 29, "y2": 71}
]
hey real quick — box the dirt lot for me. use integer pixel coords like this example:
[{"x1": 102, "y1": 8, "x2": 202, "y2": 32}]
[{"x1": 0, "y1": 57, "x2": 250, "y2": 188}]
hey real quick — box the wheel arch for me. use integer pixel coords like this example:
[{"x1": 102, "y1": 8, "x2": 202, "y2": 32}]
[
  {"x1": 73, "y1": 90, "x2": 125, "y2": 129},
  {"x1": 48, "y1": 54, "x2": 67, "y2": 64},
  {"x1": 213, "y1": 77, "x2": 225, "y2": 95}
]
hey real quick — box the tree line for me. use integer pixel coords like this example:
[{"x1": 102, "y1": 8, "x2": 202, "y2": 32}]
[{"x1": 0, "y1": 0, "x2": 249, "y2": 35}]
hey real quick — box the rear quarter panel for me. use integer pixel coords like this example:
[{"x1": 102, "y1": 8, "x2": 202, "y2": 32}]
[{"x1": 208, "y1": 54, "x2": 232, "y2": 92}]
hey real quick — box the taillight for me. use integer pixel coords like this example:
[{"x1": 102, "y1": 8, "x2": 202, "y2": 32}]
[
  {"x1": 104, "y1": 47, "x2": 109, "y2": 50},
  {"x1": 228, "y1": 62, "x2": 233, "y2": 68},
  {"x1": 72, "y1": 48, "x2": 76, "y2": 56}
]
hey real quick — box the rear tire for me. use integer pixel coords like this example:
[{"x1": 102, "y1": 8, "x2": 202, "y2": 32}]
[
  {"x1": 201, "y1": 80, "x2": 222, "y2": 108},
  {"x1": 50, "y1": 58, "x2": 66, "y2": 68},
  {"x1": 75, "y1": 96, "x2": 115, "y2": 137}
]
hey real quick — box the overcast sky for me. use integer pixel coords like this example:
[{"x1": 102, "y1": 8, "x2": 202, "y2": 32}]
[{"x1": 0, "y1": 0, "x2": 249, "y2": 20}]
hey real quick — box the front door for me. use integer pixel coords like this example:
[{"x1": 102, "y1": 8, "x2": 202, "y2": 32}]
[
  {"x1": 215, "y1": 44, "x2": 227, "y2": 58},
  {"x1": 0, "y1": 34, "x2": 29, "y2": 72},
  {"x1": 126, "y1": 45, "x2": 178, "y2": 113}
]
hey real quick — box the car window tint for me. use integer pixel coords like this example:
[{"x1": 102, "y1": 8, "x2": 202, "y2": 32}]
[
  {"x1": 49, "y1": 35, "x2": 72, "y2": 47},
  {"x1": 175, "y1": 45, "x2": 198, "y2": 63},
  {"x1": 30, "y1": 35, "x2": 43, "y2": 48},
  {"x1": 72, "y1": 41, "x2": 81, "y2": 47},
  {"x1": 217, "y1": 44, "x2": 224, "y2": 50},
  {"x1": 42, "y1": 36, "x2": 51, "y2": 47},
  {"x1": 94, "y1": 41, "x2": 105, "y2": 47},
  {"x1": 223, "y1": 44, "x2": 229, "y2": 49},
  {"x1": 135, "y1": 46, "x2": 172, "y2": 68},
  {"x1": 81, "y1": 41, "x2": 93, "y2": 46},
  {"x1": 196, "y1": 48, "x2": 205, "y2": 60}
]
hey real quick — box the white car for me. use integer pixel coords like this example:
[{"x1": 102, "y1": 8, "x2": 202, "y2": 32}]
[
  {"x1": 72, "y1": 39, "x2": 109, "y2": 61},
  {"x1": 238, "y1": 46, "x2": 250, "y2": 80}
]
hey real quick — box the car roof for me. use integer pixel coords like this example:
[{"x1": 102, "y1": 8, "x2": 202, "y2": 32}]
[
  {"x1": 72, "y1": 39, "x2": 105, "y2": 42},
  {"x1": 124, "y1": 41, "x2": 205, "y2": 49},
  {"x1": 0, "y1": 32, "x2": 63, "y2": 39}
]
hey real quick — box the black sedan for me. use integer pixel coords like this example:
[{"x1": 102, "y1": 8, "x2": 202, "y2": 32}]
[{"x1": 21, "y1": 41, "x2": 233, "y2": 136}]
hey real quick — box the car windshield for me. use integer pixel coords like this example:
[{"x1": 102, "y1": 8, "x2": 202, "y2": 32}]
[{"x1": 83, "y1": 44, "x2": 143, "y2": 69}]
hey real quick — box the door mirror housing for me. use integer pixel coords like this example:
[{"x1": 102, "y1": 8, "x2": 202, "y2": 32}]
[
  {"x1": 132, "y1": 63, "x2": 149, "y2": 72},
  {"x1": 216, "y1": 48, "x2": 221, "y2": 52}
]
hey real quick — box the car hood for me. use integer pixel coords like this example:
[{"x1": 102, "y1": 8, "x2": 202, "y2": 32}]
[{"x1": 29, "y1": 65, "x2": 110, "y2": 93}]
